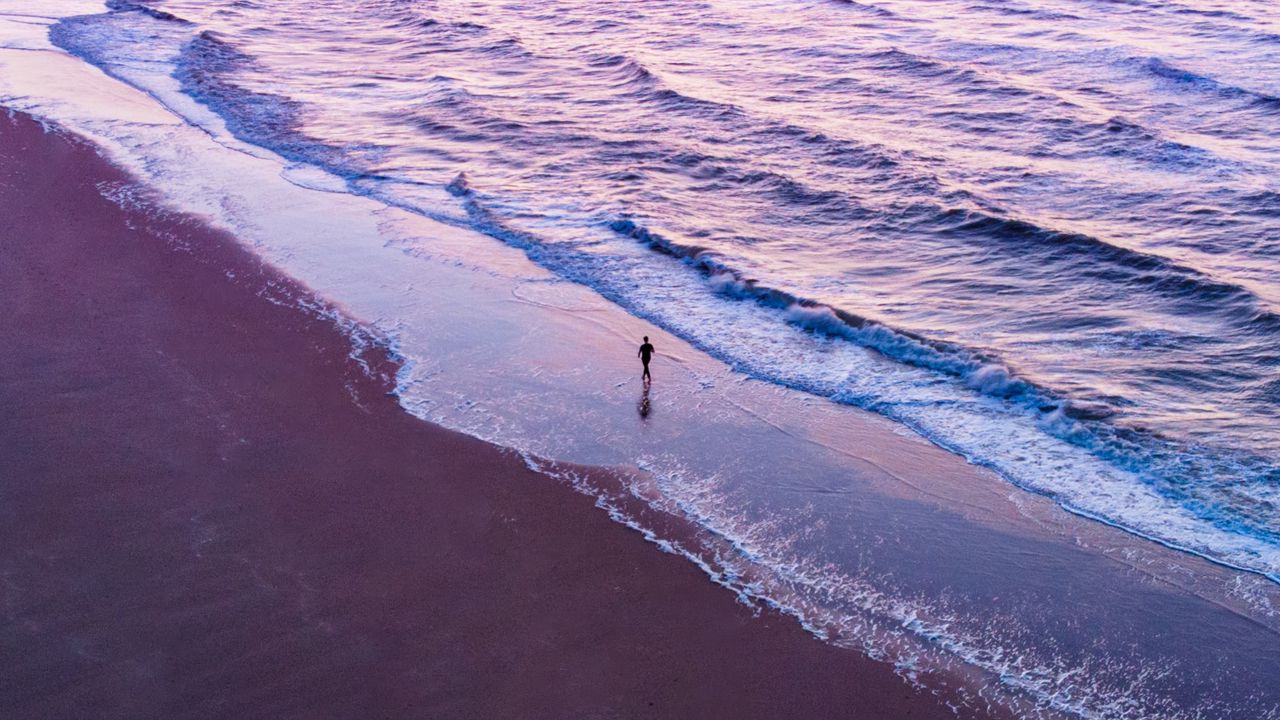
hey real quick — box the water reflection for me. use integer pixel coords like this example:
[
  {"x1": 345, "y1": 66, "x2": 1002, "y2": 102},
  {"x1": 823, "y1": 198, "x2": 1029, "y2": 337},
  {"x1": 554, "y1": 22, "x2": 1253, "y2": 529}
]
[{"x1": 638, "y1": 379, "x2": 651, "y2": 419}]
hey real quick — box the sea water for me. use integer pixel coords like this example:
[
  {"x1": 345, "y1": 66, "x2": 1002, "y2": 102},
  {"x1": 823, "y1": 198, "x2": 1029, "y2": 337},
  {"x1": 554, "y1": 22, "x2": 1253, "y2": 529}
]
[{"x1": 6, "y1": 0, "x2": 1280, "y2": 716}]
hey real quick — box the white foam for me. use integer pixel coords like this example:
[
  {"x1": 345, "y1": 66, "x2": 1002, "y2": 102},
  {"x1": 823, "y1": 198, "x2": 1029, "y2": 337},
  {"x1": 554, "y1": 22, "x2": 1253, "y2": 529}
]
[
  {"x1": 44, "y1": 0, "x2": 1280, "y2": 587},
  {"x1": 5, "y1": 10, "x2": 1280, "y2": 718}
]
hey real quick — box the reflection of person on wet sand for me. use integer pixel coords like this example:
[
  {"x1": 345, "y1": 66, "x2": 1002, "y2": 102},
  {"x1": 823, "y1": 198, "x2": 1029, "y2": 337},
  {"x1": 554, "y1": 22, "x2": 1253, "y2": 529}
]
[
  {"x1": 638, "y1": 381, "x2": 651, "y2": 419},
  {"x1": 638, "y1": 336, "x2": 655, "y2": 383}
]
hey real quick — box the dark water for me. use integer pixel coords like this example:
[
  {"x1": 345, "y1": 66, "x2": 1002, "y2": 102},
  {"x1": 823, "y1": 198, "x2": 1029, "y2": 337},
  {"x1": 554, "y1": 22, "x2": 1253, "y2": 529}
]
[{"x1": 53, "y1": 0, "x2": 1280, "y2": 634}]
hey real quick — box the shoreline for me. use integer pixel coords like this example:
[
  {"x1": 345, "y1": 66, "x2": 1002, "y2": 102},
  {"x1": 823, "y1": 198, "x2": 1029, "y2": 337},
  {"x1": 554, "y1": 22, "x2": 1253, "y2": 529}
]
[
  {"x1": 0, "y1": 109, "x2": 996, "y2": 717},
  {"x1": 40, "y1": 0, "x2": 1280, "y2": 588},
  {"x1": 4, "y1": 20, "x2": 1280, "y2": 715}
]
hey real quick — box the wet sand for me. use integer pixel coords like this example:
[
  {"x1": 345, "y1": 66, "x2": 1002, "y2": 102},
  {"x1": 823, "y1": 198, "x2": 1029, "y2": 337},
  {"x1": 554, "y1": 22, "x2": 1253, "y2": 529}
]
[{"x1": 0, "y1": 110, "x2": 1000, "y2": 718}]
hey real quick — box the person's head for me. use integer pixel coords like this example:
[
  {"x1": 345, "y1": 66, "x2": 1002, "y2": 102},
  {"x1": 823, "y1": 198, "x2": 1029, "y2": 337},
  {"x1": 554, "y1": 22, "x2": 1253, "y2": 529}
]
[{"x1": 643, "y1": 336, "x2": 649, "y2": 342}]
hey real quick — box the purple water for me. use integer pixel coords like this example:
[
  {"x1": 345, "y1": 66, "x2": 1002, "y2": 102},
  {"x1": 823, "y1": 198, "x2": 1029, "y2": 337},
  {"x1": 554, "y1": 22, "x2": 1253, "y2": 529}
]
[{"x1": 22, "y1": 0, "x2": 1280, "y2": 715}]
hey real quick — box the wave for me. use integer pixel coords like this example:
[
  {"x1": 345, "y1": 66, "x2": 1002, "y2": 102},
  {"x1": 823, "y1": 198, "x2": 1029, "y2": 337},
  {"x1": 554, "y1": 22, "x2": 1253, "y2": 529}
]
[
  {"x1": 49, "y1": 0, "x2": 1280, "y2": 585},
  {"x1": 861, "y1": 47, "x2": 1038, "y2": 100},
  {"x1": 55, "y1": 0, "x2": 1280, "y2": 387},
  {"x1": 1060, "y1": 113, "x2": 1224, "y2": 168},
  {"x1": 1241, "y1": 189, "x2": 1280, "y2": 218},
  {"x1": 417, "y1": 39, "x2": 1280, "y2": 361},
  {"x1": 587, "y1": 52, "x2": 658, "y2": 86},
  {"x1": 612, "y1": 210, "x2": 1280, "y2": 537},
  {"x1": 171, "y1": 30, "x2": 353, "y2": 170},
  {"x1": 386, "y1": 15, "x2": 489, "y2": 33},
  {"x1": 600, "y1": 213, "x2": 1280, "y2": 554},
  {"x1": 861, "y1": 50, "x2": 1244, "y2": 170},
  {"x1": 444, "y1": 176, "x2": 1037, "y2": 411},
  {"x1": 930, "y1": 207, "x2": 1280, "y2": 332},
  {"x1": 825, "y1": 0, "x2": 897, "y2": 18},
  {"x1": 1162, "y1": 2, "x2": 1258, "y2": 24},
  {"x1": 578, "y1": 51, "x2": 744, "y2": 118},
  {"x1": 104, "y1": 0, "x2": 190, "y2": 24},
  {"x1": 966, "y1": 2, "x2": 1083, "y2": 21},
  {"x1": 607, "y1": 216, "x2": 1055, "y2": 403},
  {"x1": 1136, "y1": 56, "x2": 1280, "y2": 112},
  {"x1": 637, "y1": 84, "x2": 742, "y2": 119},
  {"x1": 852, "y1": 46, "x2": 1272, "y2": 171},
  {"x1": 441, "y1": 174, "x2": 1129, "y2": 446},
  {"x1": 753, "y1": 121, "x2": 906, "y2": 171},
  {"x1": 382, "y1": 1, "x2": 490, "y2": 34},
  {"x1": 31, "y1": 4, "x2": 1280, "y2": 717}
]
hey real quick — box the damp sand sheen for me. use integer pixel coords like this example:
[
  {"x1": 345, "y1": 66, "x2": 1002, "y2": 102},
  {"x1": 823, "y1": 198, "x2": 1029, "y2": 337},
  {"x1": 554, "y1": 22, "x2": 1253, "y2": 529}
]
[{"x1": 3, "y1": 1, "x2": 1280, "y2": 718}]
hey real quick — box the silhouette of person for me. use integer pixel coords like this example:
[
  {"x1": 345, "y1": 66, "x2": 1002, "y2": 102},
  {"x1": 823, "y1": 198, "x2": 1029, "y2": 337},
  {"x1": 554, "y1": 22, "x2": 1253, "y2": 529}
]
[{"x1": 638, "y1": 336, "x2": 655, "y2": 382}]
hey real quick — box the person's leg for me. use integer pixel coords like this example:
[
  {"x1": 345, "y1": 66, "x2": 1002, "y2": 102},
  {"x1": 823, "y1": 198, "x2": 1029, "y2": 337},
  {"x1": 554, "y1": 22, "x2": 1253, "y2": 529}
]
[{"x1": 643, "y1": 361, "x2": 650, "y2": 380}]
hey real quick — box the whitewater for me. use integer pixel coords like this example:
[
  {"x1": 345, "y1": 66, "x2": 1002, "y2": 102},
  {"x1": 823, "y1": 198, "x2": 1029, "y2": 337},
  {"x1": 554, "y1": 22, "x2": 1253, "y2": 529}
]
[
  {"x1": 47, "y1": 0, "x2": 1280, "y2": 581},
  {"x1": 4, "y1": 0, "x2": 1280, "y2": 716}
]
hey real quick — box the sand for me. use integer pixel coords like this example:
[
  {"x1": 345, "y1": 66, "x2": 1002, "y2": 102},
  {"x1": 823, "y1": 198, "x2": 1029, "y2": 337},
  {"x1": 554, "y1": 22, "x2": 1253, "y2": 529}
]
[{"x1": 0, "y1": 109, "x2": 999, "y2": 718}]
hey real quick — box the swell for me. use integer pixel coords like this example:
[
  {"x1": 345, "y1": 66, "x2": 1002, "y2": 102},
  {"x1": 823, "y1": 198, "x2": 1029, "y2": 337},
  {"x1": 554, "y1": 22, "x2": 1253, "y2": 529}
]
[
  {"x1": 929, "y1": 207, "x2": 1280, "y2": 333},
  {"x1": 129, "y1": 3, "x2": 1280, "y2": 415},
  {"x1": 581, "y1": 54, "x2": 916, "y2": 189},
  {"x1": 824, "y1": 0, "x2": 897, "y2": 18},
  {"x1": 104, "y1": 0, "x2": 191, "y2": 24},
  {"x1": 380, "y1": 0, "x2": 491, "y2": 35},
  {"x1": 582, "y1": 52, "x2": 743, "y2": 118},
  {"x1": 385, "y1": 12, "x2": 489, "y2": 34},
  {"x1": 1049, "y1": 113, "x2": 1224, "y2": 169},
  {"x1": 174, "y1": 30, "x2": 367, "y2": 173},
  {"x1": 861, "y1": 47, "x2": 1254, "y2": 168},
  {"x1": 51, "y1": 4, "x2": 355, "y2": 175},
  {"x1": 587, "y1": 52, "x2": 659, "y2": 87},
  {"x1": 1134, "y1": 56, "x2": 1280, "y2": 112},
  {"x1": 57, "y1": 0, "x2": 1280, "y2": 404},
  {"x1": 1130, "y1": 0, "x2": 1280, "y2": 46},
  {"x1": 965, "y1": 2, "x2": 1083, "y2": 21},
  {"x1": 597, "y1": 53, "x2": 744, "y2": 119},
  {"x1": 861, "y1": 47, "x2": 1040, "y2": 100}
]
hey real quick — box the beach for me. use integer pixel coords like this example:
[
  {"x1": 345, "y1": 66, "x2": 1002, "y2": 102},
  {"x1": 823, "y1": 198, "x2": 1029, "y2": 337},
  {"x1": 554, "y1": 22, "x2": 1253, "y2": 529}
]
[
  {"x1": 5, "y1": 1, "x2": 1280, "y2": 716},
  {"x1": 0, "y1": 108, "x2": 997, "y2": 719}
]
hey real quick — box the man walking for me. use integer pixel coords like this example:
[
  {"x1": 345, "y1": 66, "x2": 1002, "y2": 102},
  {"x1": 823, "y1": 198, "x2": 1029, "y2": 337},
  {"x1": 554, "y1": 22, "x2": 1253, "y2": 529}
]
[{"x1": 638, "y1": 336, "x2": 655, "y2": 383}]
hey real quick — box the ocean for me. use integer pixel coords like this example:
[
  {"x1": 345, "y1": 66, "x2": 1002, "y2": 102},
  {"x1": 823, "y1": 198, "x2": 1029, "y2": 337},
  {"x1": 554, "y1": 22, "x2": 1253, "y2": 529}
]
[
  {"x1": 51, "y1": 0, "x2": 1280, "y2": 581},
  {"x1": 9, "y1": 0, "x2": 1280, "y2": 716}
]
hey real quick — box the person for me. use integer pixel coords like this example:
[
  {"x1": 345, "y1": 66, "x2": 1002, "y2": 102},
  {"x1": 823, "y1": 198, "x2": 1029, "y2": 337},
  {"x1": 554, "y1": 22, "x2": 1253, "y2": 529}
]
[{"x1": 638, "y1": 336, "x2": 655, "y2": 382}]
